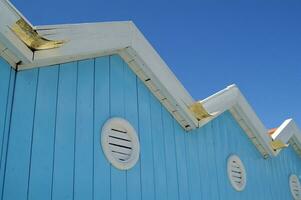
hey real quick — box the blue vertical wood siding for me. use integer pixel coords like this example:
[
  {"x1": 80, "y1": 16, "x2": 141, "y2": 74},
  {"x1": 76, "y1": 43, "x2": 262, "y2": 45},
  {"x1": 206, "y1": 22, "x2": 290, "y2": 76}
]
[
  {"x1": 0, "y1": 58, "x2": 15, "y2": 199},
  {"x1": 1, "y1": 55, "x2": 301, "y2": 200},
  {"x1": 93, "y1": 57, "x2": 110, "y2": 200},
  {"x1": 2, "y1": 67, "x2": 38, "y2": 200},
  {"x1": 28, "y1": 66, "x2": 59, "y2": 200}
]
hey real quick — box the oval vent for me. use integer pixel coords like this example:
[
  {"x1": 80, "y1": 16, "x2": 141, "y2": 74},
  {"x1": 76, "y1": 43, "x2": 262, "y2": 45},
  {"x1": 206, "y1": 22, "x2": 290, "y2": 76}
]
[
  {"x1": 227, "y1": 155, "x2": 247, "y2": 191},
  {"x1": 101, "y1": 118, "x2": 140, "y2": 170},
  {"x1": 290, "y1": 174, "x2": 301, "y2": 200}
]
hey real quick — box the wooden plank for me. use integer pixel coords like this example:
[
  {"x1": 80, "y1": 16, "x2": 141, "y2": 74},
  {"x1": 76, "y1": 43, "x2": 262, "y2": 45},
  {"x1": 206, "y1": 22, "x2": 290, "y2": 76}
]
[
  {"x1": 0, "y1": 58, "x2": 14, "y2": 198},
  {"x1": 74, "y1": 59, "x2": 94, "y2": 200},
  {"x1": 137, "y1": 78, "x2": 155, "y2": 200},
  {"x1": 27, "y1": 66, "x2": 59, "y2": 200},
  {"x1": 2, "y1": 68, "x2": 38, "y2": 200},
  {"x1": 185, "y1": 129, "x2": 202, "y2": 200},
  {"x1": 196, "y1": 124, "x2": 210, "y2": 199},
  {"x1": 173, "y1": 121, "x2": 190, "y2": 200},
  {"x1": 110, "y1": 55, "x2": 126, "y2": 200},
  {"x1": 197, "y1": 121, "x2": 220, "y2": 200},
  {"x1": 162, "y1": 108, "x2": 179, "y2": 200},
  {"x1": 123, "y1": 62, "x2": 141, "y2": 200},
  {"x1": 150, "y1": 94, "x2": 168, "y2": 200},
  {"x1": 4, "y1": 55, "x2": 301, "y2": 200},
  {"x1": 52, "y1": 62, "x2": 77, "y2": 200},
  {"x1": 227, "y1": 113, "x2": 257, "y2": 200},
  {"x1": 0, "y1": 58, "x2": 11, "y2": 170},
  {"x1": 212, "y1": 113, "x2": 234, "y2": 200},
  {"x1": 93, "y1": 56, "x2": 110, "y2": 200}
]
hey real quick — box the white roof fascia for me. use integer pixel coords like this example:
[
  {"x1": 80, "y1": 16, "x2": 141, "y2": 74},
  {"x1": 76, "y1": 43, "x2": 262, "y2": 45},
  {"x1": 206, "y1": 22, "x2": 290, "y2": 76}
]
[
  {"x1": 1, "y1": 0, "x2": 33, "y2": 27},
  {"x1": 201, "y1": 85, "x2": 276, "y2": 157},
  {"x1": 0, "y1": 0, "x2": 198, "y2": 130},
  {"x1": 20, "y1": 22, "x2": 133, "y2": 70},
  {"x1": 19, "y1": 21, "x2": 195, "y2": 110},
  {"x1": 25, "y1": 22, "x2": 197, "y2": 129},
  {"x1": 17, "y1": 21, "x2": 190, "y2": 113},
  {"x1": 0, "y1": 40, "x2": 20, "y2": 68},
  {"x1": 1, "y1": 0, "x2": 300, "y2": 153},
  {"x1": 271, "y1": 119, "x2": 301, "y2": 156},
  {"x1": 0, "y1": 0, "x2": 33, "y2": 66},
  {"x1": 271, "y1": 119, "x2": 295, "y2": 142},
  {"x1": 202, "y1": 84, "x2": 301, "y2": 158}
]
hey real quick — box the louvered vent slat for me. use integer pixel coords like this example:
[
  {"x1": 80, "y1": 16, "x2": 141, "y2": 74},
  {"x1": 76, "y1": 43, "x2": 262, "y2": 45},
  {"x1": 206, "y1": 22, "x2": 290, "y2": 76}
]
[
  {"x1": 290, "y1": 174, "x2": 301, "y2": 200},
  {"x1": 109, "y1": 144, "x2": 132, "y2": 155},
  {"x1": 227, "y1": 155, "x2": 247, "y2": 192},
  {"x1": 101, "y1": 118, "x2": 140, "y2": 170}
]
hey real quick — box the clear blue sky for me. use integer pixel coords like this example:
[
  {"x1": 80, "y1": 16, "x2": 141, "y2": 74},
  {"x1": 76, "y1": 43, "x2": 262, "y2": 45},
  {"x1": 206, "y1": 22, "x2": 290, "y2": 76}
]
[{"x1": 12, "y1": 0, "x2": 301, "y2": 129}]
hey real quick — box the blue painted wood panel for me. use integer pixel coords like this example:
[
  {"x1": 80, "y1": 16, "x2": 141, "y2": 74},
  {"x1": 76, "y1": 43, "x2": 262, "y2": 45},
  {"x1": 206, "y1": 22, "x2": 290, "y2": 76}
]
[
  {"x1": 110, "y1": 55, "x2": 127, "y2": 200},
  {"x1": 137, "y1": 79, "x2": 155, "y2": 200},
  {"x1": 124, "y1": 57, "x2": 141, "y2": 200},
  {"x1": 28, "y1": 66, "x2": 59, "y2": 200},
  {"x1": 0, "y1": 58, "x2": 15, "y2": 199},
  {"x1": 162, "y1": 108, "x2": 179, "y2": 200},
  {"x1": 2, "y1": 68, "x2": 38, "y2": 200},
  {"x1": 93, "y1": 57, "x2": 110, "y2": 200},
  {"x1": 174, "y1": 120, "x2": 190, "y2": 200},
  {"x1": 150, "y1": 94, "x2": 168, "y2": 200},
  {"x1": 74, "y1": 59, "x2": 94, "y2": 200},
  {"x1": 52, "y1": 62, "x2": 77, "y2": 200},
  {"x1": 2, "y1": 55, "x2": 301, "y2": 200}
]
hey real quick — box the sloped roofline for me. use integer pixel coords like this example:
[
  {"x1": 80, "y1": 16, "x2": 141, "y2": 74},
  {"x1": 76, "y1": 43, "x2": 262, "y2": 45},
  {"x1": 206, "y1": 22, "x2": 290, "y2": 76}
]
[
  {"x1": 1, "y1": 0, "x2": 300, "y2": 159},
  {"x1": 0, "y1": 0, "x2": 199, "y2": 130},
  {"x1": 202, "y1": 85, "x2": 301, "y2": 157}
]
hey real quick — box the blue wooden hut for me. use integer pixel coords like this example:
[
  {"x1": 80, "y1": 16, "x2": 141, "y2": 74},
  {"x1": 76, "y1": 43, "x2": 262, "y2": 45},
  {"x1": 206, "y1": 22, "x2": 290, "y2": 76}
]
[{"x1": 1, "y1": 1, "x2": 301, "y2": 200}]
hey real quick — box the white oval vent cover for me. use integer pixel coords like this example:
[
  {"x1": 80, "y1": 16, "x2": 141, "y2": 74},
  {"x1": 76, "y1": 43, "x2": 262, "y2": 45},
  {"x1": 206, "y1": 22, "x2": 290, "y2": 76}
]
[
  {"x1": 227, "y1": 155, "x2": 247, "y2": 191},
  {"x1": 101, "y1": 118, "x2": 140, "y2": 170},
  {"x1": 290, "y1": 174, "x2": 301, "y2": 200}
]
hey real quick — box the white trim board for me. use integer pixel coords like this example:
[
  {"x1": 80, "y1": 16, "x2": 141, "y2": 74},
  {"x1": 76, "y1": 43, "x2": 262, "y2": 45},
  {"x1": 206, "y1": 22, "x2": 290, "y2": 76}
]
[
  {"x1": 0, "y1": 0, "x2": 198, "y2": 131},
  {"x1": 272, "y1": 119, "x2": 301, "y2": 157},
  {"x1": 1, "y1": 0, "x2": 301, "y2": 158},
  {"x1": 0, "y1": 0, "x2": 33, "y2": 66},
  {"x1": 201, "y1": 85, "x2": 301, "y2": 157}
]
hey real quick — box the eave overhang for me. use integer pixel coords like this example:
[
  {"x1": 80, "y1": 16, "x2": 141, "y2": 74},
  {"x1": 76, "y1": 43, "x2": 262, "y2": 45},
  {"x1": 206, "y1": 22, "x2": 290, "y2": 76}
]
[
  {"x1": 201, "y1": 85, "x2": 301, "y2": 158},
  {"x1": 0, "y1": 0, "x2": 200, "y2": 130},
  {"x1": 1, "y1": 0, "x2": 300, "y2": 159}
]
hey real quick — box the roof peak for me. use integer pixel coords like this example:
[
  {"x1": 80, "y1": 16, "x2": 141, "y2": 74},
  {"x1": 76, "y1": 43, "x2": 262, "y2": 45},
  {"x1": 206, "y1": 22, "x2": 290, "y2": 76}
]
[{"x1": 1, "y1": 0, "x2": 300, "y2": 159}]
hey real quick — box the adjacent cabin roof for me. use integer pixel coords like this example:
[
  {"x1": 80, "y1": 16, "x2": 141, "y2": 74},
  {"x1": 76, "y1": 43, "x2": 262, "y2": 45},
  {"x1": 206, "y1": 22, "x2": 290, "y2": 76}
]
[
  {"x1": 1, "y1": 0, "x2": 300, "y2": 159},
  {"x1": 268, "y1": 128, "x2": 277, "y2": 136},
  {"x1": 202, "y1": 85, "x2": 301, "y2": 157}
]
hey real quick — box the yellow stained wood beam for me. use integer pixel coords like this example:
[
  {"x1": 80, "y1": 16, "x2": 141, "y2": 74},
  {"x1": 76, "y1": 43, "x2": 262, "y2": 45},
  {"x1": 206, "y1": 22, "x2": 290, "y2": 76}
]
[
  {"x1": 270, "y1": 140, "x2": 289, "y2": 151},
  {"x1": 189, "y1": 102, "x2": 211, "y2": 121},
  {"x1": 11, "y1": 18, "x2": 64, "y2": 51}
]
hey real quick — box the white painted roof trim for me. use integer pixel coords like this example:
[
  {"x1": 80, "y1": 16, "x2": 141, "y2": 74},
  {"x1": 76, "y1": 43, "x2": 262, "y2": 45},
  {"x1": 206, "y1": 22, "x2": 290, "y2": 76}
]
[
  {"x1": 201, "y1": 84, "x2": 301, "y2": 157},
  {"x1": 0, "y1": 0, "x2": 198, "y2": 130},
  {"x1": 0, "y1": 0, "x2": 33, "y2": 68},
  {"x1": 271, "y1": 119, "x2": 301, "y2": 157},
  {"x1": 1, "y1": 0, "x2": 301, "y2": 158}
]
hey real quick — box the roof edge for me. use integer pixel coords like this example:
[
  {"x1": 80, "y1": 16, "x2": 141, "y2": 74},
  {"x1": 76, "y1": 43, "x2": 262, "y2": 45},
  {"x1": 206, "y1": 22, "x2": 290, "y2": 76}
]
[
  {"x1": 0, "y1": 1, "x2": 199, "y2": 130},
  {"x1": 0, "y1": 0, "x2": 33, "y2": 66},
  {"x1": 1, "y1": 0, "x2": 300, "y2": 159},
  {"x1": 271, "y1": 119, "x2": 301, "y2": 156},
  {"x1": 201, "y1": 84, "x2": 301, "y2": 158}
]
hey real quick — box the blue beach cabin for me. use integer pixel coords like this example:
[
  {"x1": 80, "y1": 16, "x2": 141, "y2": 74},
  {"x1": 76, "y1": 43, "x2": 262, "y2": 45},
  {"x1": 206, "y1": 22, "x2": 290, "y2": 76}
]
[{"x1": 0, "y1": 1, "x2": 301, "y2": 200}]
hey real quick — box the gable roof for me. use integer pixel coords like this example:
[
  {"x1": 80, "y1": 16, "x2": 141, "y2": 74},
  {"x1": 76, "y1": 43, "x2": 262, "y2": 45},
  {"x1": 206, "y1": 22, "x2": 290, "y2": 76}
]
[
  {"x1": 202, "y1": 85, "x2": 301, "y2": 157},
  {"x1": 0, "y1": 0, "x2": 199, "y2": 130},
  {"x1": 1, "y1": 0, "x2": 300, "y2": 159}
]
